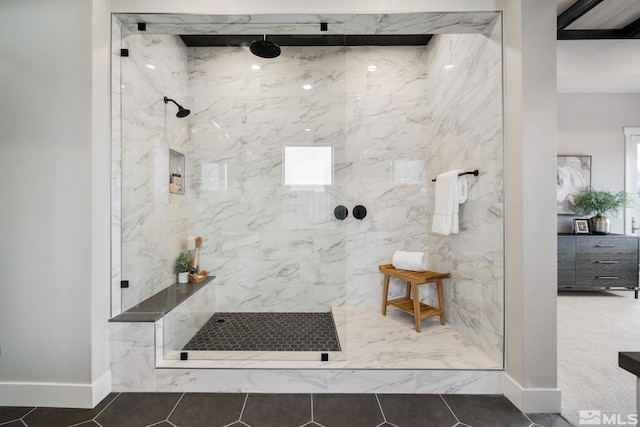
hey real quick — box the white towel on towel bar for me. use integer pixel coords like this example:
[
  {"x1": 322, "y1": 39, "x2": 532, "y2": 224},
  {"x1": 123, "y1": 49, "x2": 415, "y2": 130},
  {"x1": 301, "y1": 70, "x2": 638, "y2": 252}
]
[
  {"x1": 431, "y1": 169, "x2": 468, "y2": 235},
  {"x1": 392, "y1": 251, "x2": 428, "y2": 272}
]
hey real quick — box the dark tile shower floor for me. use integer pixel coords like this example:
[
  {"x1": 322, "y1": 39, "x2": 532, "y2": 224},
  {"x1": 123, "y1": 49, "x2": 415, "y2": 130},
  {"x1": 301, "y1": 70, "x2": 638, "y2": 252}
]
[
  {"x1": 183, "y1": 312, "x2": 341, "y2": 352},
  {"x1": 0, "y1": 393, "x2": 572, "y2": 427}
]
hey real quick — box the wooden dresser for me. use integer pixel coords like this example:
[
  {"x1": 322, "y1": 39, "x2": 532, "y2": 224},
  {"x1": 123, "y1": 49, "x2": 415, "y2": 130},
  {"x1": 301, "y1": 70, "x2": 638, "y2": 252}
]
[{"x1": 558, "y1": 234, "x2": 639, "y2": 298}]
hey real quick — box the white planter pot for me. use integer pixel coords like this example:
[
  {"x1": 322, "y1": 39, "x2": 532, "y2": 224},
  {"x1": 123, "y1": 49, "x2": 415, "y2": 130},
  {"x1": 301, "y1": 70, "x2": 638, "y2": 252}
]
[{"x1": 178, "y1": 272, "x2": 189, "y2": 283}]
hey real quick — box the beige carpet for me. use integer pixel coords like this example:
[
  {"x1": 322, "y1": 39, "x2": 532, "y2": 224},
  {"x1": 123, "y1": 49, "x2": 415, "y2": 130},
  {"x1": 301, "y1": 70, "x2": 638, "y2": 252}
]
[{"x1": 558, "y1": 291, "x2": 640, "y2": 426}]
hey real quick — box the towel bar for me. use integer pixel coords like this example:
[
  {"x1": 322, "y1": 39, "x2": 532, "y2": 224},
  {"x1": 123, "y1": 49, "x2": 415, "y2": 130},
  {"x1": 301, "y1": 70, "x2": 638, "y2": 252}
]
[{"x1": 431, "y1": 169, "x2": 479, "y2": 182}]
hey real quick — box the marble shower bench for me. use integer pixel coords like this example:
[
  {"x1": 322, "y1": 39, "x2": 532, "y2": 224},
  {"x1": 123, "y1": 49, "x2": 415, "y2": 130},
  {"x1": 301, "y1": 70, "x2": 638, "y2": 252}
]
[
  {"x1": 109, "y1": 276, "x2": 216, "y2": 391},
  {"x1": 110, "y1": 276, "x2": 214, "y2": 322}
]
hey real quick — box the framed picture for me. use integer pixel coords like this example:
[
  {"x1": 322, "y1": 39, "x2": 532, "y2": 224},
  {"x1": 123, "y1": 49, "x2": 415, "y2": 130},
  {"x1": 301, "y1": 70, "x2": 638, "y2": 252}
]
[
  {"x1": 573, "y1": 218, "x2": 590, "y2": 234},
  {"x1": 557, "y1": 155, "x2": 591, "y2": 214}
]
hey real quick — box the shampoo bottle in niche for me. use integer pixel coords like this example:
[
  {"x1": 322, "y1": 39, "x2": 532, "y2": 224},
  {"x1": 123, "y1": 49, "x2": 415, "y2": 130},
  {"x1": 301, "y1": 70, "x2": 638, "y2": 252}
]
[{"x1": 170, "y1": 170, "x2": 176, "y2": 193}]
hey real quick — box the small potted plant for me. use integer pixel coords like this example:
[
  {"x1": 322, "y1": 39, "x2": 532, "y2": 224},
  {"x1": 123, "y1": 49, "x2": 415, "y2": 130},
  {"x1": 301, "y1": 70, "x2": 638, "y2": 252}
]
[
  {"x1": 173, "y1": 251, "x2": 194, "y2": 283},
  {"x1": 574, "y1": 187, "x2": 633, "y2": 234}
]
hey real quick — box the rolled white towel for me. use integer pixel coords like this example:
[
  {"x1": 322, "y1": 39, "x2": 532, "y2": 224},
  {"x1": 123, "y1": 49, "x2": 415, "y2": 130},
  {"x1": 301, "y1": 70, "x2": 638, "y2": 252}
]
[
  {"x1": 187, "y1": 236, "x2": 196, "y2": 251},
  {"x1": 392, "y1": 251, "x2": 428, "y2": 272}
]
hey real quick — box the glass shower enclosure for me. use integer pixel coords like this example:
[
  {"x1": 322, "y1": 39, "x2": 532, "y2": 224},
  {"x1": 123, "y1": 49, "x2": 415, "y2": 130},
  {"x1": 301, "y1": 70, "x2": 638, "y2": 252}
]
[{"x1": 114, "y1": 16, "x2": 348, "y2": 362}]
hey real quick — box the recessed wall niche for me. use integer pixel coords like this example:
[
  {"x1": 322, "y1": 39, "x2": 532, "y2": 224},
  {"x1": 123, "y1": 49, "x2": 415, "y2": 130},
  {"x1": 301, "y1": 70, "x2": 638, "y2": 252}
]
[{"x1": 169, "y1": 149, "x2": 185, "y2": 195}]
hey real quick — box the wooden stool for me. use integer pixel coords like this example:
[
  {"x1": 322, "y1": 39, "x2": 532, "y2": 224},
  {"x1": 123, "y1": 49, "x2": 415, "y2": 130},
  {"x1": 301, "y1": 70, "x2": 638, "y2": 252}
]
[{"x1": 379, "y1": 264, "x2": 450, "y2": 332}]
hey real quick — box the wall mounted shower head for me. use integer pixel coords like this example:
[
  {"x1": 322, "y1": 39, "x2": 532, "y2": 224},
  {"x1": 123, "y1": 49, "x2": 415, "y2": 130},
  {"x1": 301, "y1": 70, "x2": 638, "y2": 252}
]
[
  {"x1": 250, "y1": 35, "x2": 281, "y2": 59},
  {"x1": 163, "y1": 96, "x2": 191, "y2": 118}
]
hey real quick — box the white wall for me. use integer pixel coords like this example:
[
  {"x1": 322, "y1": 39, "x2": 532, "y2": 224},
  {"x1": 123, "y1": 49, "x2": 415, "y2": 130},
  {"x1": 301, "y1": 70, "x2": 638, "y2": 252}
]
[
  {"x1": 558, "y1": 40, "x2": 640, "y2": 93},
  {"x1": 503, "y1": 0, "x2": 560, "y2": 412},
  {"x1": 0, "y1": 0, "x2": 110, "y2": 407},
  {"x1": 557, "y1": 93, "x2": 640, "y2": 234}
]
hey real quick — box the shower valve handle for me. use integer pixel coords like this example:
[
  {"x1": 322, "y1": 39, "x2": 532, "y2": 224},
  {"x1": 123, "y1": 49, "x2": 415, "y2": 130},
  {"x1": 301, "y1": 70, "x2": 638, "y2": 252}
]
[{"x1": 334, "y1": 205, "x2": 348, "y2": 220}]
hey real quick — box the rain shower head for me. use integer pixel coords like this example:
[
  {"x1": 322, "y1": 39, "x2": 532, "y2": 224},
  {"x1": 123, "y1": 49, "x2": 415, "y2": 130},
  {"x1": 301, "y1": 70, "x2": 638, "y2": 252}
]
[
  {"x1": 250, "y1": 36, "x2": 281, "y2": 58},
  {"x1": 164, "y1": 96, "x2": 191, "y2": 118}
]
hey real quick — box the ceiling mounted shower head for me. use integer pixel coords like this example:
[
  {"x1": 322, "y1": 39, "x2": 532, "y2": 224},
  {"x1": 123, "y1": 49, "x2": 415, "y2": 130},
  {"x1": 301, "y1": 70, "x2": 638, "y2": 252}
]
[
  {"x1": 163, "y1": 96, "x2": 191, "y2": 118},
  {"x1": 250, "y1": 35, "x2": 281, "y2": 59}
]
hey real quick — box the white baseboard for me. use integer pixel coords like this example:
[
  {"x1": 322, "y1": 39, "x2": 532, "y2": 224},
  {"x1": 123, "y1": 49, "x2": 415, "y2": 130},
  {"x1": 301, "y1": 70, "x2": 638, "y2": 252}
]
[
  {"x1": 0, "y1": 370, "x2": 111, "y2": 409},
  {"x1": 92, "y1": 370, "x2": 112, "y2": 407},
  {"x1": 503, "y1": 373, "x2": 561, "y2": 413}
]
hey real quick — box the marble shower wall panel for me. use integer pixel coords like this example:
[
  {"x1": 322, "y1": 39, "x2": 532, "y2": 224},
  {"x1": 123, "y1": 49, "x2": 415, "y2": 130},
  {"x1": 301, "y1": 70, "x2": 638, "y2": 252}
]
[
  {"x1": 188, "y1": 46, "x2": 348, "y2": 313},
  {"x1": 120, "y1": 34, "x2": 189, "y2": 311},
  {"x1": 114, "y1": 13, "x2": 500, "y2": 37},
  {"x1": 423, "y1": 29, "x2": 504, "y2": 366},
  {"x1": 343, "y1": 47, "x2": 432, "y2": 308},
  {"x1": 110, "y1": 322, "x2": 156, "y2": 391},
  {"x1": 188, "y1": 45, "x2": 436, "y2": 312}
]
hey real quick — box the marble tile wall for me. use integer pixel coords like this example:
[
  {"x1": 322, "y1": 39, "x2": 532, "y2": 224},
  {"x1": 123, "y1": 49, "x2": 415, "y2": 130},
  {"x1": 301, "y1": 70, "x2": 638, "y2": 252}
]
[
  {"x1": 188, "y1": 45, "x2": 436, "y2": 313},
  {"x1": 343, "y1": 46, "x2": 432, "y2": 309},
  {"x1": 423, "y1": 27, "x2": 504, "y2": 365},
  {"x1": 119, "y1": 33, "x2": 190, "y2": 312},
  {"x1": 114, "y1": 25, "x2": 503, "y2": 365},
  {"x1": 187, "y1": 45, "x2": 351, "y2": 313}
]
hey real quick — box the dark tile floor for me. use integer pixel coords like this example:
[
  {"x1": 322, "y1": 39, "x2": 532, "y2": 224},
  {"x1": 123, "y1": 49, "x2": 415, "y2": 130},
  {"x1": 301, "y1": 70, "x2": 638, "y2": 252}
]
[
  {"x1": 183, "y1": 312, "x2": 341, "y2": 352},
  {"x1": 0, "y1": 393, "x2": 572, "y2": 427}
]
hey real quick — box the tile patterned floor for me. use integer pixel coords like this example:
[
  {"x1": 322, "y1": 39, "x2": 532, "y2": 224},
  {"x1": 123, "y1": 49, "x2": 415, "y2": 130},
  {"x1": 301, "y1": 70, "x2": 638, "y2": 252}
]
[
  {"x1": 0, "y1": 393, "x2": 572, "y2": 427},
  {"x1": 183, "y1": 312, "x2": 341, "y2": 352}
]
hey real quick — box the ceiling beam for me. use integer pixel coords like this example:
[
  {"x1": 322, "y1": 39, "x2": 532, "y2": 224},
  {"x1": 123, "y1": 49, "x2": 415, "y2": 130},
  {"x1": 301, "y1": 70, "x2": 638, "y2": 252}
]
[
  {"x1": 557, "y1": 0, "x2": 605, "y2": 32},
  {"x1": 621, "y1": 17, "x2": 640, "y2": 38},
  {"x1": 557, "y1": 29, "x2": 619, "y2": 40}
]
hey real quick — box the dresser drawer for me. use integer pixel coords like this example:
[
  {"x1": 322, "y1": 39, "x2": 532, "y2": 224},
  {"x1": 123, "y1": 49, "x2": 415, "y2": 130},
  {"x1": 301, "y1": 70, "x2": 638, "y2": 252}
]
[
  {"x1": 576, "y1": 253, "x2": 638, "y2": 270},
  {"x1": 576, "y1": 237, "x2": 638, "y2": 254},
  {"x1": 575, "y1": 271, "x2": 639, "y2": 287}
]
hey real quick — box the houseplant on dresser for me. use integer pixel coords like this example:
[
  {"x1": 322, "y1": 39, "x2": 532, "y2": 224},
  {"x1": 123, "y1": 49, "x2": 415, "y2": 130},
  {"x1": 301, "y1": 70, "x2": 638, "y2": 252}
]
[{"x1": 574, "y1": 187, "x2": 633, "y2": 234}]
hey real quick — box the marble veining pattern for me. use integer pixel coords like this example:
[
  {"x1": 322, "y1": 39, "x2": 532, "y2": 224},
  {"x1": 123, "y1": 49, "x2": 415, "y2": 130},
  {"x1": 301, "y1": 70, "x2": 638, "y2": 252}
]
[
  {"x1": 188, "y1": 45, "x2": 444, "y2": 317},
  {"x1": 114, "y1": 12, "x2": 500, "y2": 36},
  {"x1": 119, "y1": 33, "x2": 190, "y2": 312},
  {"x1": 423, "y1": 24, "x2": 504, "y2": 366}
]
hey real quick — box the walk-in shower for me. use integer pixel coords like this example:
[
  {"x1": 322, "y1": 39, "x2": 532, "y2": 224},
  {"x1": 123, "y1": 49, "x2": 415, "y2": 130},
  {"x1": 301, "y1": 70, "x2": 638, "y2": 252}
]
[{"x1": 111, "y1": 12, "x2": 505, "y2": 369}]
